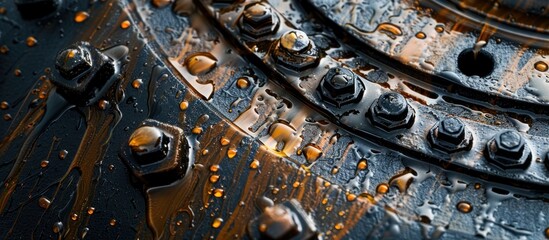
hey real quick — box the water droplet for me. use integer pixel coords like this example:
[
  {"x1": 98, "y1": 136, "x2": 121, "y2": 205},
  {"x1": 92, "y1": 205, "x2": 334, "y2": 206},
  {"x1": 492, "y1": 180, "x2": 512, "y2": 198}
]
[
  {"x1": 209, "y1": 175, "x2": 220, "y2": 183},
  {"x1": 456, "y1": 201, "x2": 473, "y2": 213},
  {"x1": 26, "y1": 36, "x2": 37, "y2": 47},
  {"x1": 535, "y1": 61, "x2": 548, "y2": 72},
  {"x1": 209, "y1": 164, "x2": 220, "y2": 172},
  {"x1": 302, "y1": 144, "x2": 322, "y2": 163},
  {"x1": 227, "y1": 148, "x2": 237, "y2": 158},
  {"x1": 179, "y1": 101, "x2": 188, "y2": 111},
  {"x1": 357, "y1": 159, "x2": 368, "y2": 170},
  {"x1": 212, "y1": 218, "x2": 223, "y2": 228},
  {"x1": 52, "y1": 222, "x2": 63, "y2": 233},
  {"x1": 220, "y1": 137, "x2": 230, "y2": 146},
  {"x1": 38, "y1": 196, "x2": 51, "y2": 209},
  {"x1": 249, "y1": 159, "x2": 260, "y2": 169},
  {"x1": 376, "y1": 183, "x2": 389, "y2": 194},
  {"x1": 87, "y1": 207, "x2": 95, "y2": 215},
  {"x1": 132, "y1": 79, "x2": 143, "y2": 89},
  {"x1": 184, "y1": 53, "x2": 217, "y2": 76},
  {"x1": 40, "y1": 160, "x2": 49, "y2": 168},
  {"x1": 415, "y1": 32, "x2": 426, "y2": 39},
  {"x1": 59, "y1": 150, "x2": 68, "y2": 160},
  {"x1": 0, "y1": 101, "x2": 9, "y2": 110},
  {"x1": 213, "y1": 188, "x2": 224, "y2": 198},
  {"x1": 120, "y1": 20, "x2": 131, "y2": 29},
  {"x1": 128, "y1": 126, "x2": 163, "y2": 153},
  {"x1": 236, "y1": 77, "x2": 250, "y2": 89},
  {"x1": 74, "y1": 11, "x2": 89, "y2": 23}
]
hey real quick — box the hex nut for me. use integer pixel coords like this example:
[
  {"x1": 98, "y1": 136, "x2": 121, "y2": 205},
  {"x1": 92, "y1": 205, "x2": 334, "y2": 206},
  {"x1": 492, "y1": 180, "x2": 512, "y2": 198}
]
[
  {"x1": 427, "y1": 118, "x2": 473, "y2": 153},
  {"x1": 318, "y1": 67, "x2": 364, "y2": 107},
  {"x1": 367, "y1": 92, "x2": 415, "y2": 131},
  {"x1": 485, "y1": 130, "x2": 531, "y2": 170}
]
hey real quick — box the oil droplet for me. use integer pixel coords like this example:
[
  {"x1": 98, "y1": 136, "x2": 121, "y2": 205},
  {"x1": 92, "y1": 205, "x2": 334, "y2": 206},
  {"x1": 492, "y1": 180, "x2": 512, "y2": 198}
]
[
  {"x1": 201, "y1": 149, "x2": 209, "y2": 155},
  {"x1": 227, "y1": 148, "x2": 237, "y2": 158},
  {"x1": 335, "y1": 223, "x2": 344, "y2": 230},
  {"x1": 212, "y1": 218, "x2": 223, "y2": 228},
  {"x1": 40, "y1": 160, "x2": 49, "y2": 168},
  {"x1": 98, "y1": 100, "x2": 109, "y2": 110},
  {"x1": 213, "y1": 188, "x2": 224, "y2": 198},
  {"x1": 53, "y1": 222, "x2": 63, "y2": 233},
  {"x1": 0, "y1": 101, "x2": 9, "y2": 110},
  {"x1": 535, "y1": 61, "x2": 548, "y2": 72},
  {"x1": 39, "y1": 196, "x2": 51, "y2": 209},
  {"x1": 456, "y1": 201, "x2": 472, "y2": 213},
  {"x1": 415, "y1": 32, "x2": 426, "y2": 39},
  {"x1": 184, "y1": 53, "x2": 217, "y2": 76},
  {"x1": 338, "y1": 211, "x2": 345, "y2": 216},
  {"x1": 259, "y1": 223, "x2": 267, "y2": 232},
  {"x1": 322, "y1": 198, "x2": 328, "y2": 204},
  {"x1": 376, "y1": 183, "x2": 389, "y2": 194},
  {"x1": 3, "y1": 114, "x2": 12, "y2": 121},
  {"x1": 87, "y1": 207, "x2": 95, "y2": 215},
  {"x1": 209, "y1": 175, "x2": 220, "y2": 183},
  {"x1": 59, "y1": 150, "x2": 68, "y2": 160},
  {"x1": 302, "y1": 144, "x2": 322, "y2": 162},
  {"x1": 71, "y1": 213, "x2": 79, "y2": 221},
  {"x1": 26, "y1": 36, "x2": 37, "y2": 47},
  {"x1": 474, "y1": 183, "x2": 481, "y2": 189},
  {"x1": 0, "y1": 45, "x2": 8, "y2": 54},
  {"x1": 74, "y1": 11, "x2": 89, "y2": 23},
  {"x1": 220, "y1": 137, "x2": 230, "y2": 146},
  {"x1": 346, "y1": 193, "x2": 357, "y2": 202},
  {"x1": 210, "y1": 164, "x2": 220, "y2": 172},
  {"x1": 192, "y1": 127, "x2": 203, "y2": 134},
  {"x1": 376, "y1": 23, "x2": 402, "y2": 38},
  {"x1": 331, "y1": 166, "x2": 339, "y2": 174},
  {"x1": 324, "y1": 181, "x2": 331, "y2": 187},
  {"x1": 435, "y1": 25, "x2": 444, "y2": 33},
  {"x1": 128, "y1": 126, "x2": 162, "y2": 153},
  {"x1": 357, "y1": 159, "x2": 368, "y2": 170},
  {"x1": 249, "y1": 159, "x2": 260, "y2": 169},
  {"x1": 120, "y1": 20, "x2": 131, "y2": 29},
  {"x1": 293, "y1": 181, "x2": 300, "y2": 188},
  {"x1": 272, "y1": 188, "x2": 279, "y2": 194},
  {"x1": 132, "y1": 79, "x2": 143, "y2": 89},
  {"x1": 545, "y1": 227, "x2": 549, "y2": 238},
  {"x1": 236, "y1": 77, "x2": 250, "y2": 89},
  {"x1": 14, "y1": 69, "x2": 22, "y2": 76},
  {"x1": 109, "y1": 219, "x2": 117, "y2": 226},
  {"x1": 179, "y1": 101, "x2": 188, "y2": 111}
]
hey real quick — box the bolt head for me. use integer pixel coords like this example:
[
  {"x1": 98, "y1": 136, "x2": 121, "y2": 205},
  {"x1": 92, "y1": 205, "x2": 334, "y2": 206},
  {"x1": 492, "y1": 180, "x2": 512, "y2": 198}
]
[
  {"x1": 240, "y1": 2, "x2": 279, "y2": 37},
  {"x1": 485, "y1": 130, "x2": 531, "y2": 170},
  {"x1": 280, "y1": 30, "x2": 310, "y2": 53},
  {"x1": 368, "y1": 92, "x2": 415, "y2": 131},
  {"x1": 128, "y1": 126, "x2": 169, "y2": 164},
  {"x1": 258, "y1": 205, "x2": 300, "y2": 240},
  {"x1": 428, "y1": 118, "x2": 472, "y2": 153},
  {"x1": 318, "y1": 67, "x2": 364, "y2": 107},
  {"x1": 55, "y1": 46, "x2": 93, "y2": 80}
]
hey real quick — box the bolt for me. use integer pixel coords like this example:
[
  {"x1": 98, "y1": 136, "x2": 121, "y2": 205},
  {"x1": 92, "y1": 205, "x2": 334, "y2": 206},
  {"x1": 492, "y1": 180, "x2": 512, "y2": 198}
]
[
  {"x1": 128, "y1": 126, "x2": 170, "y2": 164},
  {"x1": 427, "y1": 118, "x2": 472, "y2": 153},
  {"x1": 239, "y1": 2, "x2": 279, "y2": 38},
  {"x1": 15, "y1": 0, "x2": 62, "y2": 19},
  {"x1": 120, "y1": 119, "x2": 190, "y2": 187},
  {"x1": 280, "y1": 30, "x2": 310, "y2": 53},
  {"x1": 55, "y1": 47, "x2": 93, "y2": 80},
  {"x1": 271, "y1": 30, "x2": 320, "y2": 72},
  {"x1": 367, "y1": 92, "x2": 415, "y2": 131},
  {"x1": 318, "y1": 67, "x2": 364, "y2": 107},
  {"x1": 258, "y1": 205, "x2": 300, "y2": 240},
  {"x1": 51, "y1": 42, "x2": 116, "y2": 106},
  {"x1": 485, "y1": 130, "x2": 531, "y2": 170}
]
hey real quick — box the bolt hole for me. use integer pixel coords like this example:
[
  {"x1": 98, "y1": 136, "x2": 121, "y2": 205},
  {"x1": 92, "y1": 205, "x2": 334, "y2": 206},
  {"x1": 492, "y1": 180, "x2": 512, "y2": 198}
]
[{"x1": 457, "y1": 48, "x2": 495, "y2": 77}]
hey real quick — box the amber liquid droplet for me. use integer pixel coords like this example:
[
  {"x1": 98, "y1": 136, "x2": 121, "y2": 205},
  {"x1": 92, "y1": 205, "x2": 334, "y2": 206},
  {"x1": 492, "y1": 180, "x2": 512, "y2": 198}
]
[
  {"x1": 302, "y1": 144, "x2": 322, "y2": 163},
  {"x1": 109, "y1": 219, "x2": 117, "y2": 226},
  {"x1": 152, "y1": 0, "x2": 172, "y2": 8},
  {"x1": 87, "y1": 207, "x2": 95, "y2": 215},
  {"x1": 192, "y1": 127, "x2": 203, "y2": 135},
  {"x1": 249, "y1": 159, "x2": 260, "y2": 169},
  {"x1": 71, "y1": 213, "x2": 79, "y2": 221},
  {"x1": 456, "y1": 201, "x2": 473, "y2": 213},
  {"x1": 0, "y1": 101, "x2": 9, "y2": 110},
  {"x1": 292, "y1": 181, "x2": 300, "y2": 188},
  {"x1": 38, "y1": 196, "x2": 51, "y2": 209},
  {"x1": 120, "y1": 20, "x2": 131, "y2": 29},
  {"x1": 213, "y1": 188, "x2": 224, "y2": 198},
  {"x1": 74, "y1": 11, "x2": 89, "y2": 23},
  {"x1": 227, "y1": 148, "x2": 237, "y2": 158},
  {"x1": 26, "y1": 36, "x2": 37, "y2": 47},
  {"x1": 376, "y1": 183, "x2": 389, "y2": 194},
  {"x1": 415, "y1": 32, "x2": 426, "y2": 39},
  {"x1": 209, "y1": 175, "x2": 220, "y2": 183},
  {"x1": 346, "y1": 193, "x2": 357, "y2": 202},
  {"x1": 132, "y1": 79, "x2": 143, "y2": 89},
  {"x1": 179, "y1": 101, "x2": 189, "y2": 111},
  {"x1": 184, "y1": 53, "x2": 217, "y2": 76},
  {"x1": 357, "y1": 159, "x2": 368, "y2": 170},
  {"x1": 535, "y1": 61, "x2": 548, "y2": 72},
  {"x1": 335, "y1": 223, "x2": 344, "y2": 230},
  {"x1": 59, "y1": 150, "x2": 68, "y2": 160},
  {"x1": 209, "y1": 164, "x2": 220, "y2": 172},
  {"x1": 435, "y1": 25, "x2": 444, "y2": 33},
  {"x1": 40, "y1": 160, "x2": 49, "y2": 168},
  {"x1": 220, "y1": 137, "x2": 230, "y2": 146},
  {"x1": 212, "y1": 218, "x2": 223, "y2": 228},
  {"x1": 236, "y1": 77, "x2": 250, "y2": 89}
]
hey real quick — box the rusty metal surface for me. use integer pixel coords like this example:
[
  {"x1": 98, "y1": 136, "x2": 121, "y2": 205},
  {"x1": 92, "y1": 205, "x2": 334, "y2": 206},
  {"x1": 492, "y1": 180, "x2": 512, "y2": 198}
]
[{"x1": 0, "y1": 0, "x2": 548, "y2": 239}]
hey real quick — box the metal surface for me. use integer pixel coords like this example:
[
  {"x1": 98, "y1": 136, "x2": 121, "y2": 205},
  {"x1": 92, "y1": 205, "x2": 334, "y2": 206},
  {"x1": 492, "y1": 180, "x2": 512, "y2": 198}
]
[{"x1": 0, "y1": 0, "x2": 548, "y2": 239}]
